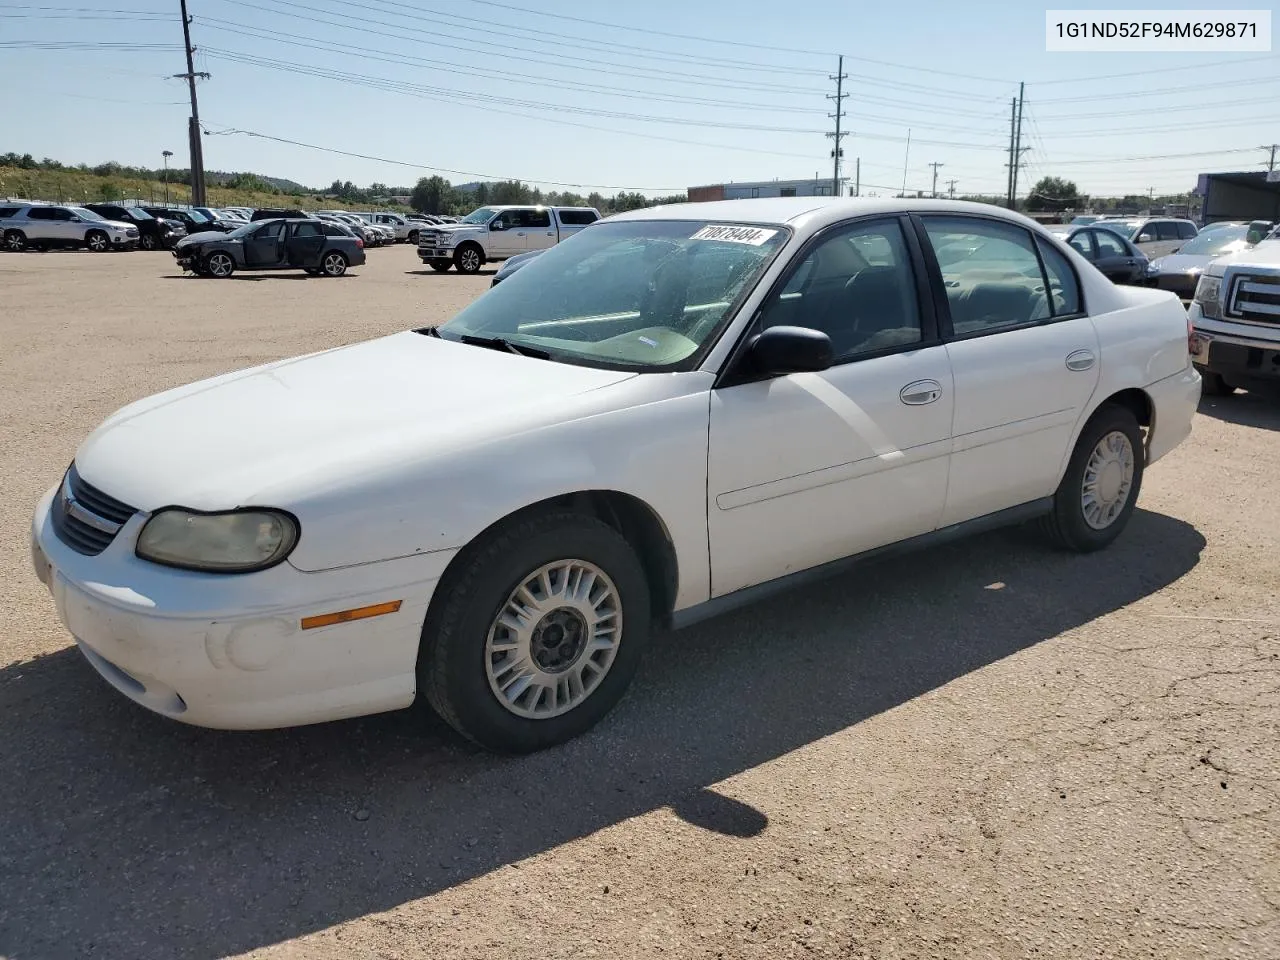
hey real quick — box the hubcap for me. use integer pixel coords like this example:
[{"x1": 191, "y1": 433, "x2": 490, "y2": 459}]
[
  {"x1": 4, "y1": 233, "x2": 21, "y2": 251},
  {"x1": 1081, "y1": 430, "x2": 1135, "y2": 530},
  {"x1": 89, "y1": 235, "x2": 106, "y2": 251},
  {"x1": 485, "y1": 559, "x2": 622, "y2": 719},
  {"x1": 209, "y1": 254, "x2": 232, "y2": 277},
  {"x1": 461, "y1": 250, "x2": 479, "y2": 271},
  {"x1": 324, "y1": 254, "x2": 345, "y2": 275},
  {"x1": 142, "y1": 235, "x2": 155, "y2": 249}
]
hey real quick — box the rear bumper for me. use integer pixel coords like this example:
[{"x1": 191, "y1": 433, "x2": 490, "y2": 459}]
[{"x1": 1145, "y1": 364, "x2": 1202, "y2": 466}]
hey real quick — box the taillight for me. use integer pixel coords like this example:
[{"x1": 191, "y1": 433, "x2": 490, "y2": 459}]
[
  {"x1": 355, "y1": 238, "x2": 364, "y2": 249},
  {"x1": 1187, "y1": 313, "x2": 1196, "y2": 356}
]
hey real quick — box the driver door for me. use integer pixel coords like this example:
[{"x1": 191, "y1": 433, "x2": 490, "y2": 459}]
[
  {"x1": 488, "y1": 211, "x2": 523, "y2": 257},
  {"x1": 284, "y1": 220, "x2": 325, "y2": 269},
  {"x1": 243, "y1": 221, "x2": 285, "y2": 267},
  {"x1": 706, "y1": 216, "x2": 954, "y2": 597}
]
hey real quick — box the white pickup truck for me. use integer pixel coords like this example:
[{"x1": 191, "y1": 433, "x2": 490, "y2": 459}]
[
  {"x1": 1188, "y1": 238, "x2": 1280, "y2": 395},
  {"x1": 417, "y1": 204, "x2": 601, "y2": 274}
]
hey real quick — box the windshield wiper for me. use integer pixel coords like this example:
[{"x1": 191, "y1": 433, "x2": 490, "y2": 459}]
[
  {"x1": 419, "y1": 325, "x2": 441, "y2": 337},
  {"x1": 458, "y1": 334, "x2": 550, "y2": 359}
]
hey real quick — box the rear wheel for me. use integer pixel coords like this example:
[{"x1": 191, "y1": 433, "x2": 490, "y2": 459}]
[
  {"x1": 1041, "y1": 403, "x2": 1144, "y2": 553},
  {"x1": 85, "y1": 230, "x2": 110, "y2": 253},
  {"x1": 454, "y1": 244, "x2": 483, "y2": 274},
  {"x1": 419, "y1": 511, "x2": 651, "y2": 753},
  {"x1": 1195, "y1": 364, "x2": 1236, "y2": 396},
  {"x1": 321, "y1": 251, "x2": 348, "y2": 277},
  {"x1": 3, "y1": 229, "x2": 26, "y2": 252},
  {"x1": 204, "y1": 251, "x2": 235, "y2": 278}
]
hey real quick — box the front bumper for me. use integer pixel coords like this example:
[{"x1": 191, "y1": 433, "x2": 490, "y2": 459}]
[
  {"x1": 1191, "y1": 328, "x2": 1280, "y2": 383},
  {"x1": 31, "y1": 484, "x2": 454, "y2": 730},
  {"x1": 418, "y1": 246, "x2": 454, "y2": 260}
]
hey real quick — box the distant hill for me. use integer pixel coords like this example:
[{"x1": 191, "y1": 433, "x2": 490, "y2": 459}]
[{"x1": 206, "y1": 170, "x2": 311, "y2": 193}]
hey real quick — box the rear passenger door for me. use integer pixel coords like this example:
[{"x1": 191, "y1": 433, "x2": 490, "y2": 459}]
[
  {"x1": 521, "y1": 208, "x2": 557, "y2": 251},
  {"x1": 285, "y1": 220, "x2": 325, "y2": 269},
  {"x1": 915, "y1": 214, "x2": 1099, "y2": 527}
]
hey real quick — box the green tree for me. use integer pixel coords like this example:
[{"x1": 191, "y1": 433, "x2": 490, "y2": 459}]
[
  {"x1": 1024, "y1": 176, "x2": 1079, "y2": 212},
  {"x1": 97, "y1": 181, "x2": 122, "y2": 201},
  {"x1": 410, "y1": 175, "x2": 453, "y2": 213}
]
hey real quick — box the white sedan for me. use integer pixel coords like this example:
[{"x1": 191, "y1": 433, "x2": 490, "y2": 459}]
[{"x1": 31, "y1": 198, "x2": 1201, "y2": 753}]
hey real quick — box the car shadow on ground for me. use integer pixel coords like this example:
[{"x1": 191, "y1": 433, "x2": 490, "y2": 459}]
[
  {"x1": 0, "y1": 509, "x2": 1204, "y2": 959},
  {"x1": 162, "y1": 273, "x2": 352, "y2": 282},
  {"x1": 1197, "y1": 386, "x2": 1280, "y2": 431},
  {"x1": 404, "y1": 268, "x2": 496, "y2": 277}
]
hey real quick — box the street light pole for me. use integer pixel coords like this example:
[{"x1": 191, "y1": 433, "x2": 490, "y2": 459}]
[{"x1": 162, "y1": 150, "x2": 173, "y2": 206}]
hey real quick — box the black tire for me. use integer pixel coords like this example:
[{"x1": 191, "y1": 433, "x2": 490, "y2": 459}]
[
  {"x1": 1041, "y1": 403, "x2": 1145, "y2": 553},
  {"x1": 1195, "y1": 364, "x2": 1236, "y2": 397},
  {"x1": 407, "y1": 230, "x2": 419, "y2": 244},
  {"x1": 203, "y1": 251, "x2": 235, "y2": 278},
  {"x1": 418, "y1": 511, "x2": 652, "y2": 754},
  {"x1": 454, "y1": 243, "x2": 483, "y2": 274},
  {"x1": 321, "y1": 251, "x2": 348, "y2": 277},
  {"x1": 429, "y1": 259, "x2": 451, "y2": 273},
  {"x1": 4, "y1": 229, "x2": 27, "y2": 252},
  {"x1": 140, "y1": 233, "x2": 158, "y2": 251},
  {"x1": 85, "y1": 230, "x2": 110, "y2": 253}
]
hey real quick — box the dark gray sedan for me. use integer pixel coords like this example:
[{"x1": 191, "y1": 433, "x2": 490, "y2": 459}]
[
  {"x1": 1048, "y1": 224, "x2": 1149, "y2": 285},
  {"x1": 173, "y1": 217, "x2": 366, "y2": 278}
]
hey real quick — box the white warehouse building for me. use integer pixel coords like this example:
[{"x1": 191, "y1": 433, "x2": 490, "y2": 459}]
[{"x1": 688, "y1": 177, "x2": 849, "y2": 202}]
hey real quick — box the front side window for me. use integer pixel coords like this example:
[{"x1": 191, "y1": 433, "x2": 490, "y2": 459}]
[
  {"x1": 436, "y1": 219, "x2": 789, "y2": 371},
  {"x1": 1155, "y1": 222, "x2": 1181, "y2": 242},
  {"x1": 1176, "y1": 222, "x2": 1198, "y2": 240},
  {"x1": 759, "y1": 218, "x2": 922, "y2": 360},
  {"x1": 921, "y1": 215, "x2": 1052, "y2": 335},
  {"x1": 255, "y1": 221, "x2": 286, "y2": 240}
]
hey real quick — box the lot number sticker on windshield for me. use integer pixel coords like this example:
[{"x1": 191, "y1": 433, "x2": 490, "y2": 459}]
[{"x1": 689, "y1": 224, "x2": 779, "y2": 246}]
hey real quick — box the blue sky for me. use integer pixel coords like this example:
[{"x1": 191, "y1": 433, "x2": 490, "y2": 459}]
[{"x1": 2, "y1": 0, "x2": 1277, "y2": 199}]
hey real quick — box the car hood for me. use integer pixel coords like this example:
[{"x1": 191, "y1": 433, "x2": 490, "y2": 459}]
[
  {"x1": 1203, "y1": 239, "x2": 1280, "y2": 275},
  {"x1": 73, "y1": 331, "x2": 638, "y2": 513},
  {"x1": 1148, "y1": 253, "x2": 1211, "y2": 275},
  {"x1": 96, "y1": 219, "x2": 134, "y2": 231},
  {"x1": 176, "y1": 231, "x2": 233, "y2": 247}
]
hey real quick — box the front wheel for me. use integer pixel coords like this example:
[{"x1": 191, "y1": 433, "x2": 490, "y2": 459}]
[
  {"x1": 85, "y1": 230, "x2": 110, "y2": 252},
  {"x1": 140, "y1": 233, "x2": 158, "y2": 251},
  {"x1": 204, "y1": 251, "x2": 235, "y2": 278},
  {"x1": 419, "y1": 511, "x2": 651, "y2": 753},
  {"x1": 321, "y1": 251, "x2": 348, "y2": 277},
  {"x1": 454, "y1": 244, "x2": 483, "y2": 274},
  {"x1": 1041, "y1": 403, "x2": 1145, "y2": 553},
  {"x1": 407, "y1": 230, "x2": 419, "y2": 244},
  {"x1": 429, "y1": 259, "x2": 451, "y2": 273}
]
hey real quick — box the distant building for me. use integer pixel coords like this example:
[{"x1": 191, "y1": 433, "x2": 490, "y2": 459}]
[
  {"x1": 1195, "y1": 170, "x2": 1280, "y2": 226},
  {"x1": 688, "y1": 177, "x2": 848, "y2": 202}
]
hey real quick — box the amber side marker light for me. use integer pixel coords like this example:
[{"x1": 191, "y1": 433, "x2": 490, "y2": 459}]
[{"x1": 301, "y1": 600, "x2": 403, "y2": 630}]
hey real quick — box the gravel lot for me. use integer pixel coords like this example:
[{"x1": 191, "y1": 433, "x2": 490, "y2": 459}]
[{"x1": 1, "y1": 246, "x2": 1277, "y2": 960}]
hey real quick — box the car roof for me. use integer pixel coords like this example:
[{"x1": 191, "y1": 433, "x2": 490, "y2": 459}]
[{"x1": 605, "y1": 197, "x2": 1055, "y2": 234}]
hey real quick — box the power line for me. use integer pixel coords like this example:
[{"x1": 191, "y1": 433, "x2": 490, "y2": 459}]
[
  {"x1": 204, "y1": 123, "x2": 685, "y2": 191},
  {"x1": 1032, "y1": 75, "x2": 1280, "y2": 103},
  {"x1": 1029, "y1": 53, "x2": 1279, "y2": 85}
]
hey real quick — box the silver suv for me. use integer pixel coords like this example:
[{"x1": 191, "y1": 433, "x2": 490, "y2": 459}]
[{"x1": 0, "y1": 203, "x2": 139, "y2": 252}]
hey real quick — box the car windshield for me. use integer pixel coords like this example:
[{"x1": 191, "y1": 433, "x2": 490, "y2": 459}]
[
  {"x1": 185, "y1": 209, "x2": 210, "y2": 223},
  {"x1": 1070, "y1": 215, "x2": 1099, "y2": 225},
  {"x1": 1175, "y1": 224, "x2": 1252, "y2": 257},
  {"x1": 69, "y1": 207, "x2": 103, "y2": 221},
  {"x1": 127, "y1": 207, "x2": 153, "y2": 220},
  {"x1": 435, "y1": 219, "x2": 790, "y2": 372},
  {"x1": 1096, "y1": 219, "x2": 1141, "y2": 238},
  {"x1": 223, "y1": 221, "x2": 260, "y2": 239},
  {"x1": 461, "y1": 206, "x2": 495, "y2": 224}
]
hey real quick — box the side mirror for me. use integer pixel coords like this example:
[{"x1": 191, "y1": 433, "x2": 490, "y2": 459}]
[
  {"x1": 68, "y1": 216, "x2": 81, "y2": 222},
  {"x1": 490, "y1": 219, "x2": 505, "y2": 231},
  {"x1": 747, "y1": 325, "x2": 833, "y2": 376}
]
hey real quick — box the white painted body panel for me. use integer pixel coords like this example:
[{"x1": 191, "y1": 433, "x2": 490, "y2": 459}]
[{"x1": 33, "y1": 197, "x2": 1201, "y2": 730}]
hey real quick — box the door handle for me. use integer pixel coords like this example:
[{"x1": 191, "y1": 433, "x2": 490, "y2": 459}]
[
  {"x1": 900, "y1": 379, "x2": 942, "y2": 405},
  {"x1": 1065, "y1": 349, "x2": 1096, "y2": 372}
]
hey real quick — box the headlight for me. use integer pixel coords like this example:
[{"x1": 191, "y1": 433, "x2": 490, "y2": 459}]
[
  {"x1": 136, "y1": 508, "x2": 299, "y2": 572},
  {"x1": 1146, "y1": 261, "x2": 1160, "y2": 275},
  {"x1": 1193, "y1": 274, "x2": 1222, "y2": 320}
]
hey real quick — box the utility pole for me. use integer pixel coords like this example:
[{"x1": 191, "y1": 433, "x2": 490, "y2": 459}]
[
  {"x1": 1010, "y1": 81, "x2": 1026, "y2": 209},
  {"x1": 946, "y1": 178, "x2": 957, "y2": 199},
  {"x1": 175, "y1": 0, "x2": 210, "y2": 206},
  {"x1": 1006, "y1": 97, "x2": 1017, "y2": 208},
  {"x1": 826, "y1": 55, "x2": 848, "y2": 198},
  {"x1": 855, "y1": 156, "x2": 860, "y2": 197},
  {"x1": 901, "y1": 128, "x2": 911, "y2": 197},
  {"x1": 1261, "y1": 143, "x2": 1279, "y2": 176},
  {"x1": 162, "y1": 150, "x2": 172, "y2": 205},
  {"x1": 928, "y1": 161, "x2": 944, "y2": 198}
]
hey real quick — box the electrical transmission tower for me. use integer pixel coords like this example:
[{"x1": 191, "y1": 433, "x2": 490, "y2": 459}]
[{"x1": 826, "y1": 56, "x2": 848, "y2": 197}]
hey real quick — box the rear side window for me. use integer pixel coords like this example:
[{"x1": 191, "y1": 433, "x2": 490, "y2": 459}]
[
  {"x1": 1034, "y1": 236, "x2": 1082, "y2": 316},
  {"x1": 921, "y1": 216, "x2": 1051, "y2": 335},
  {"x1": 27, "y1": 207, "x2": 55, "y2": 220},
  {"x1": 0, "y1": 206, "x2": 18, "y2": 219},
  {"x1": 558, "y1": 209, "x2": 599, "y2": 225},
  {"x1": 291, "y1": 221, "x2": 323, "y2": 238},
  {"x1": 322, "y1": 224, "x2": 348, "y2": 237},
  {"x1": 523, "y1": 209, "x2": 552, "y2": 228}
]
